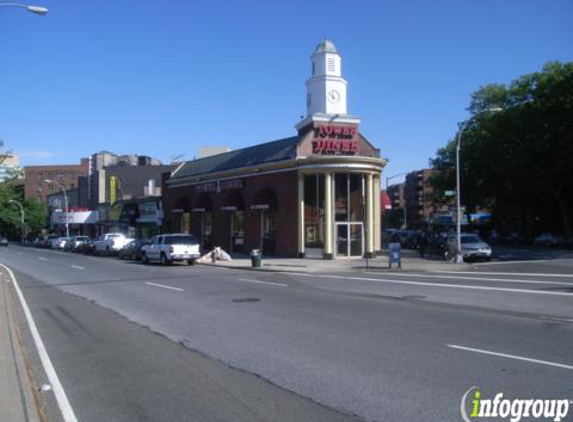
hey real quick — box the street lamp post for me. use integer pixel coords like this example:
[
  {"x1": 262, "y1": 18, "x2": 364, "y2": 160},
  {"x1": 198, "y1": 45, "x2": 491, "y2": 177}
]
[
  {"x1": 0, "y1": 2, "x2": 48, "y2": 14},
  {"x1": 45, "y1": 179, "x2": 70, "y2": 238},
  {"x1": 8, "y1": 199, "x2": 25, "y2": 243},
  {"x1": 386, "y1": 172, "x2": 408, "y2": 229},
  {"x1": 455, "y1": 107, "x2": 501, "y2": 263}
]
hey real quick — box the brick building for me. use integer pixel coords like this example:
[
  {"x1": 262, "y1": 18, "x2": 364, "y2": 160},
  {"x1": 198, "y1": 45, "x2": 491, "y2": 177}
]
[
  {"x1": 163, "y1": 40, "x2": 385, "y2": 258},
  {"x1": 23, "y1": 158, "x2": 89, "y2": 203},
  {"x1": 404, "y1": 169, "x2": 438, "y2": 229}
]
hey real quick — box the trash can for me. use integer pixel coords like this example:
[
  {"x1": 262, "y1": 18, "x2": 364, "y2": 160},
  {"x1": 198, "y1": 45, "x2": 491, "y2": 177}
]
[{"x1": 250, "y1": 249, "x2": 262, "y2": 268}]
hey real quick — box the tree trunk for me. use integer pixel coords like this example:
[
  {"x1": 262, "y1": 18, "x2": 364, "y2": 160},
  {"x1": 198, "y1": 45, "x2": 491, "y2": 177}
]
[{"x1": 556, "y1": 190, "x2": 573, "y2": 240}]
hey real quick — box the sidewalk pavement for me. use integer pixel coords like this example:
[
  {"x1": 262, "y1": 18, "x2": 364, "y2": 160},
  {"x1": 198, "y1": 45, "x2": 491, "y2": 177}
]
[
  {"x1": 1, "y1": 269, "x2": 41, "y2": 422},
  {"x1": 200, "y1": 249, "x2": 462, "y2": 273}
]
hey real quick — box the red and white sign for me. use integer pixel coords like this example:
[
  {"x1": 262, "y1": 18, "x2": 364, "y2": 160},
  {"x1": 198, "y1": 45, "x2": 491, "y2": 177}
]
[
  {"x1": 51, "y1": 210, "x2": 99, "y2": 225},
  {"x1": 312, "y1": 124, "x2": 360, "y2": 155}
]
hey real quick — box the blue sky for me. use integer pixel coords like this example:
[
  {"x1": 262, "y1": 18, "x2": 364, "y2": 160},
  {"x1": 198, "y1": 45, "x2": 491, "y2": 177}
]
[{"x1": 1, "y1": 0, "x2": 571, "y2": 185}]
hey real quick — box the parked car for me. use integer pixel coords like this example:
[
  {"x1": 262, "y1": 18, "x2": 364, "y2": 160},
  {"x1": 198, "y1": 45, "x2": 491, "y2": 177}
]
[
  {"x1": 446, "y1": 234, "x2": 492, "y2": 262},
  {"x1": 118, "y1": 239, "x2": 148, "y2": 261},
  {"x1": 65, "y1": 236, "x2": 91, "y2": 252},
  {"x1": 93, "y1": 233, "x2": 133, "y2": 256},
  {"x1": 533, "y1": 233, "x2": 566, "y2": 247},
  {"x1": 502, "y1": 232, "x2": 524, "y2": 245},
  {"x1": 141, "y1": 234, "x2": 200, "y2": 265},
  {"x1": 0, "y1": 236, "x2": 8, "y2": 246},
  {"x1": 51, "y1": 237, "x2": 70, "y2": 250},
  {"x1": 76, "y1": 239, "x2": 96, "y2": 255}
]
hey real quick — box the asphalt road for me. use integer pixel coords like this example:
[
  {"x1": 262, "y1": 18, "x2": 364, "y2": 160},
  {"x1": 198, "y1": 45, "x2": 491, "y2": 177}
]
[{"x1": 1, "y1": 245, "x2": 572, "y2": 422}]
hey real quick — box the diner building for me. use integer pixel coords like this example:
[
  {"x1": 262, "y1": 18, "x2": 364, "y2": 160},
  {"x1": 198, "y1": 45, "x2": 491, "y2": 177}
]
[{"x1": 164, "y1": 40, "x2": 386, "y2": 258}]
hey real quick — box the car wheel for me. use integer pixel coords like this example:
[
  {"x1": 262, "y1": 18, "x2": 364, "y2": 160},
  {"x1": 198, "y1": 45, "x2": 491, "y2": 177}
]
[
  {"x1": 160, "y1": 253, "x2": 168, "y2": 266},
  {"x1": 188, "y1": 259, "x2": 196, "y2": 266},
  {"x1": 142, "y1": 253, "x2": 149, "y2": 265},
  {"x1": 119, "y1": 254, "x2": 124, "y2": 260}
]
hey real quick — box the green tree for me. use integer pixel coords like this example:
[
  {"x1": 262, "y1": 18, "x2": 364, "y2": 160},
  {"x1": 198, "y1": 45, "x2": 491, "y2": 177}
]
[
  {"x1": 0, "y1": 182, "x2": 47, "y2": 239},
  {"x1": 431, "y1": 61, "x2": 573, "y2": 240}
]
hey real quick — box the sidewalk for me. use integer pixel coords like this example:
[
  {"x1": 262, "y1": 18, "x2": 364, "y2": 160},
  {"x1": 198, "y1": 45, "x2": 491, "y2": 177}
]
[
  {"x1": 200, "y1": 249, "x2": 462, "y2": 273},
  {"x1": 0, "y1": 269, "x2": 41, "y2": 422}
]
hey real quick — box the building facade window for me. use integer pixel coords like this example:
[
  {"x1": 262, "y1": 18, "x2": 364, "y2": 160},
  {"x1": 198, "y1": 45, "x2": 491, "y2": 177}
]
[{"x1": 304, "y1": 174, "x2": 325, "y2": 249}]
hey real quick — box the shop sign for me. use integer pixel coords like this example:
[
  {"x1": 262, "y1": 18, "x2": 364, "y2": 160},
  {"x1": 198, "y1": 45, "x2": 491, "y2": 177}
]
[
  {"x1": 221, "y1": 179, "x2": 243, "y2": 190},
  {"x1": 312, "y1": 124, "x2": 360, "y2": 155},
  {"x1": 251, "y1": 204, "x2": 269, "y2": 210},
  {"x1": 221, "y1": 206, "x2": 237, "y2": 211},
  {"x1": 137, "y1": 202, "x2": 158, "y2": 223},
  {"x1": 52, "y1": 210, "x2": 99, "y2": 225},
  {"x1": 195, "y1": 182, "x2": 217, "y2": 193},
  {"x1": 110, "y1": 176, "x2": 117, "y2": 204}
]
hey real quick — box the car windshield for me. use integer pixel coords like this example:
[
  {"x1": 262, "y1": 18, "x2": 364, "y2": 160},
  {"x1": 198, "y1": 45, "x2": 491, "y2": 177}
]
[
  {"x1": 165, "y1": 235, "x2": 198, "y2": 245},
  {"x1": 461, "y1": 235, "x2": 481, "y2": 244}
]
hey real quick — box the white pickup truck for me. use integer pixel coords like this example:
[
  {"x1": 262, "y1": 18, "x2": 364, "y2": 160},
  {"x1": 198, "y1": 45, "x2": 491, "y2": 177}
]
[
  {"x1": 93, "y1": 233, "x2": 133, "y2": 256},
  {"x1": 141, "y1": 234, "x2": 201, "y2": 265}
]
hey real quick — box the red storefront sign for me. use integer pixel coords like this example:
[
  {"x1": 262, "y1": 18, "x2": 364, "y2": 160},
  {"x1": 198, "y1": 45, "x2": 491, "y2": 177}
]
[{"x1": 312, "y1": 124, "x2": 360, "y2": 155}]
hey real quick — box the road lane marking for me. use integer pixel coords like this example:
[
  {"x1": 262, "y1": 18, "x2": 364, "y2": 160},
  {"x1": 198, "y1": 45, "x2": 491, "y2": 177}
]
[
  {"x1": 238, "y1": 278, "x2": 288, "y2": 287},
  {"x1": 38, "y1": 257, "x2": 48, "y2": 261},
  {"x1": 474, "y1": 258, "x2": 573, "y2": 265},
  {"x1": 435, "y1": 270, "x2": 573, "y2": 279},
  {"x1": 70, "y1": 265, "x2": 84, "y2": 270},
  {"x1": 0, "y1": 263, "x2": 79, "y2": 422},
  {"x1": 448, "y1": 344, "x2": 573, "y2": 370},
  {"x1": 145, "y1": 282, "x2": 184, "y2": 292},
  {"x1": 367, "y1": 272, "x2": 573, "y2": 286},
  {"x1": 16, "y1": 252, "x2": 23, "y2": 255},
  {"x1": 297, "y1": 274, "x2": 573, "y2": 297}
]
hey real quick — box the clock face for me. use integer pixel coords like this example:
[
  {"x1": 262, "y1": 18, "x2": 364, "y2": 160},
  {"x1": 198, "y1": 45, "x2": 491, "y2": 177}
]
[{"x1": 327, "y1": 90, "x2": 341, "y2": 103}]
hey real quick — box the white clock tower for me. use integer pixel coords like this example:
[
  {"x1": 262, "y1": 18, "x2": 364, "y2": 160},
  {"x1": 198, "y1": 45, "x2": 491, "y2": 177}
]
[
  {"x1": 296, "y1": 39, "x2": 360, "y2": 132},
  {"x1": 306, "y1": 39, "x2": 347, "y2": 116}
]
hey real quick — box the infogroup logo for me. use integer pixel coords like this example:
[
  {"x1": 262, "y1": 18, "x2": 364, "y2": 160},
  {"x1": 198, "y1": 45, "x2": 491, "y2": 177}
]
[{"x1": 461, "y1": 387, "x2": 571, "y2": 422}]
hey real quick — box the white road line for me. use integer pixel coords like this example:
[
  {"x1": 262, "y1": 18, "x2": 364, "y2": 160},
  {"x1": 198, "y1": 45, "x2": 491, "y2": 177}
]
[
  {"x1": 16, "y1": 252, "x2": 23, "y2": 255},
  {"x1": 70, "y1": 265, "x2": 84, "y2": 270},
  {"x1": 435, "y1": 270, "x2": 573, "y2": 279},
  {"x1": 474, "y1": 258, "x2": 573, "y2": 266},
  {"x1": 448, "y1": 344, "x2": 573, "y2": 371},
  {"x1": 299, "y1": 274, "x2": 573, "y2": 297},
  {"x1": 145, "y1": 282, "x2": 184, "y2": 292},
  {"x1": 0, "y1": 263, "x2": 79, "y2": 422},
  {"x1": 366, "y1": 272, "x2": 573, "y2": 286},
  {"x1": 238, "y1": 278, "x2": 288, "y2": 287},
  {"x1": 38, "y1": 257, "x2": 48, "y2": 261}
]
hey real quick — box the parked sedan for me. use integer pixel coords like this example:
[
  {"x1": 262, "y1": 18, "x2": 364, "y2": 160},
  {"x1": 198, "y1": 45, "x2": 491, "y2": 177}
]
[
  {"x1": 446, "y1": 234, "x2": 492, "y2": 262},
  {"x1": 118, "y1": 239, "x2": 148, "y2": 261},
  {"x1": 0, "y1": 237, "x2": 8, "y2": 246},
  {"x1": 51, "y1": 237, "x2": 70, "y2": 250},
  {"x1": 76, "y1": 239, "x2": 96, "y2": 255},
  {"x1": 533, "y1": 233, "x2": 567, "y2": 247},
  {"x1": 65, "y1": 236, "x2": 91, "y2": 252}
]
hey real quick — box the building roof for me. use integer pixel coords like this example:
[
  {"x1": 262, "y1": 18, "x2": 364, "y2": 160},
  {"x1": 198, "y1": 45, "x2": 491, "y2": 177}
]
[
  {"x1": 171, "y1": 136, "x2": 300, "y2": 181},
  {"x1": 314, "y1": 39, "x2": 338, "y2": 54}
]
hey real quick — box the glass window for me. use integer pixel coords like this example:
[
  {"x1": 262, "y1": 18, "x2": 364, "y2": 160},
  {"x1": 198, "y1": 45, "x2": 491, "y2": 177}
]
[
  {"x1": 304, "y1": 174, "x2": 325, "y2": 248},
  {"x1": 232, "y1": 211, "x2": 244, "y2": 237},
  {"x1": 335, "y1": 174, "x2": 348, "y2": 222},
  {"x1": 203, "y1": 213, "x2": 212, "y2": 236},
  {"x1": 263, "y1": 213, "x2": 276, "y2": 237},
  {"x1": 349, "y1": 174, "x2": 364, "y2": 222}
]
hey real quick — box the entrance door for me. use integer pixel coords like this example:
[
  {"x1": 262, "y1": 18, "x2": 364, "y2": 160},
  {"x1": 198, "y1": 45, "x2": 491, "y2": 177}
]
[{"x1": 336, "y1": 222, "x2": 363, "y2": 257}]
